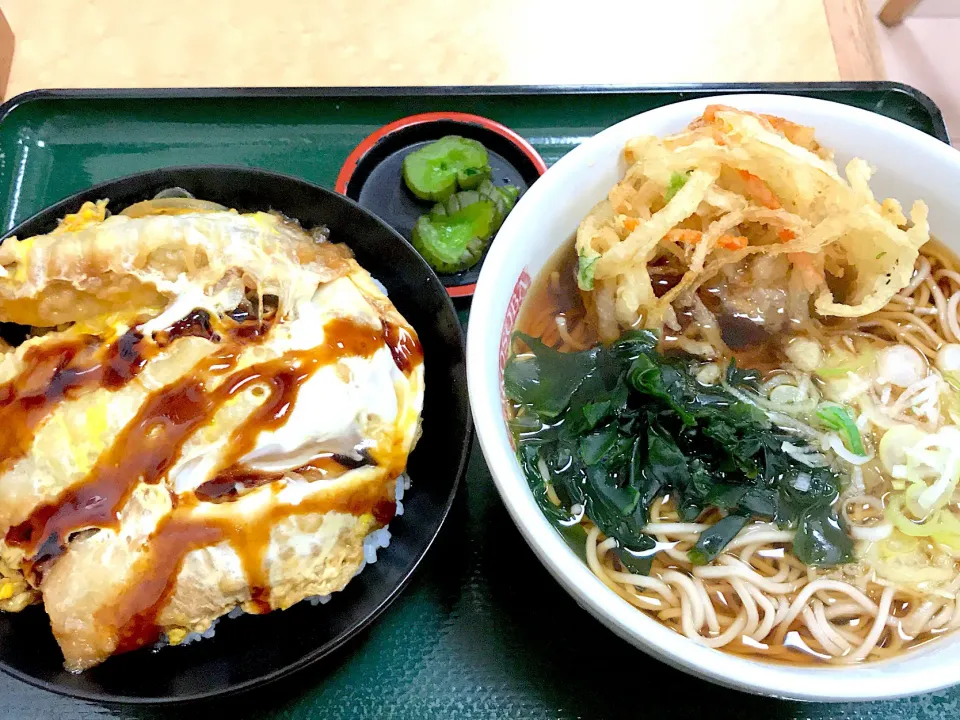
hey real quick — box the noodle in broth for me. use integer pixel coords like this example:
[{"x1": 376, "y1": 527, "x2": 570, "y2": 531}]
[
  {"x1": 515, "y1": 240, "x2": 960, "y2": 664},
  {"x1": 505, "y1": 106, "x2": 960, "y2": 665}
]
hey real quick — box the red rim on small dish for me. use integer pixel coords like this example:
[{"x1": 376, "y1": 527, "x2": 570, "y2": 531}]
[{"x1": 335, "y1": 112, "x2": 548, "y2": 298}]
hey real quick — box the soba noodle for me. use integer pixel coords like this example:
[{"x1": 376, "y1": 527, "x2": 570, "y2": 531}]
[
  {"x1": 507, "y1": 106, "x2": 960, "y2": 665},
  {"x1": 518, "y1": 242, "x2": 960, "y2": 663}
]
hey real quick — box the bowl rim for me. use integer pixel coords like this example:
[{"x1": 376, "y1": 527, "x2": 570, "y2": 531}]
[
  {"x1": 467, "y1": 94, "x2": 960, "y2": 702},
  {"x1": 0, "y1": 165, "x2": 473, "y2": 704}
]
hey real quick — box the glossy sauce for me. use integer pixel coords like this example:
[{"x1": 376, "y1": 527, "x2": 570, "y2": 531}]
[
  {"x1": 108, "y1": 514, "x2": 223, "y2": 653},
  {"x1": 192, "y1": 316, "x2": 417, "y2": 505},
  {"x1": 92, "y1": 318, "x2": 407, "y2": 651},
  {"x1": 7, "y1": 375, "x2": 220, "y2": 577},
  {"x1": 103, "y1": 318, "x2": 408, "y2": 645},
  {"x1": 194, "y1": 453, "x2": 374, "y2": 503},
  {"x1": 0, "y1": 329, "x2": 154, "y2": 474},
  {"x1": 372, "y1": 498, "x2": 397, "y2": 525},
  {"x1": 0, "y1": 308, "x2": 234, "y2": 479},
  {"x1": 384, "y1": 322, "x2": 423, "y2": 374},
  {"x1": 102, "y1": 459, "x2": 397, "y2": 649},
  {"x1": 5, "y1": 304, "x2": 420, "y2": 656},
  {"x1": 5, "y1": 315, "x2": 261, "y2": 571},
  {"x1": 154, "y1": 309, "x2": 221, "y2": 346},
  {"x1": 192, "y1": 316, "x2": 388, "y2": 498}
]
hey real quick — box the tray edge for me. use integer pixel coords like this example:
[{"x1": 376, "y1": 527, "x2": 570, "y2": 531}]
[{"x1": 0, "y1": 82, "x2": 949, "y2": 145}]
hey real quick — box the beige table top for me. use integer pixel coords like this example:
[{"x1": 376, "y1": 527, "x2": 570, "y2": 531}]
[{"x1": 1, "y1": 0, "x2": 883, "y2": 99}]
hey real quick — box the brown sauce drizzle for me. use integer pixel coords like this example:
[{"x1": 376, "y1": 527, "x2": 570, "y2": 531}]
[
  {"x1": 5, "y1": 313, "x2": 273, "y2": 569},
  {"x1": 153, "y1": 309, "x2": 221, "y2": 346},
  {"x1": 194, "y1": 452, "x2": 374, "y2": 503},
  {"x1": 102, "y1": 331, "x2": 151, "y2": 389},
  {"x1": 7, "y1": 376, "x2": 219, "y2": 577},
  {"x1": 109, "y1": 515, "x2": 224, "y2": 653},
  {"x1": 102, "y1": 318, "x2": 401, "y2": 650},
  {"x1": 189, "y1": 315, "x2": 397, "y2": 507},
  {"x1": 102, "y1": 466, "x2": 395, "y2": 651},
  {"x1": 0, "y1": 308, "x2": 233, "y2": 479},
  {"x1": 0, "y1": 329, "x2": 154, "y2": 474},
  {"x1": 9, "y1": 313, "x2": 406, "y2": 655},
  {"x1": 195, "y1": 316, "x2": 386, "y2": 492},
  {"x1": 191, "y1": 469, "x2": 277, "y2": 504},
  {"x1": 384, "y1": 322, "x2": 422, "y2": 374},
  {"x1": 3, "y1": 296, "x2": 419, "y2": 659},
  {"x1": 372, "y1": 499, "x2": 397, "y2": 525}
]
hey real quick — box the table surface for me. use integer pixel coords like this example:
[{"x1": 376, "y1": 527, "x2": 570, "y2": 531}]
[{"x1": 1, "y1": 0, "x2": 884, "y2": 100}]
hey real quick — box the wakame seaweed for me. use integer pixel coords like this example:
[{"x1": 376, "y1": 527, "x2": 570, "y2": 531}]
[{"x1": 505, "y1": 330, "x2": 854, "y2": 570}]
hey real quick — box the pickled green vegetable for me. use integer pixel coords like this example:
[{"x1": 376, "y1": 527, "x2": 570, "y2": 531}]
[
  {"x1": 402, "y1": 136, "x2": 491, "y2": 201},
  {"x1": 477, "y1": 179, "x2": 519, "y2": 225},
  {"x1": 411, "y1": 180, "x2": 520, "y2": 274},
  {"x1": 412, "y1": 199, "x2": 496, "y2": 273}
]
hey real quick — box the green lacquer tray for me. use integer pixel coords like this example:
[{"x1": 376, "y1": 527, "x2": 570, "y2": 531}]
[{"x1": 0, "y1": 83, "x2": 954, "y2": 720}]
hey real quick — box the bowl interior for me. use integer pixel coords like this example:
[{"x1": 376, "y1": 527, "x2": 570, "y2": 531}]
[
  {"x1": 467, "y1": 94, "x2": 960, "y2": 702},
  {"x1": 0, "y1": 166, "x2": 471, "y2": 703}
]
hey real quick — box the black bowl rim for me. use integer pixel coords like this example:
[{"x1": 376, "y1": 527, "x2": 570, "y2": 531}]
[{"x1": 0, "y1": 165, "x2": 473, "y2": 705}]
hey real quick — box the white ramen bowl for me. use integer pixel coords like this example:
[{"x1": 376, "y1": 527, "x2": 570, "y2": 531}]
[{"x1": 467, "y1": 94, "x2": 960, "y2": 702}]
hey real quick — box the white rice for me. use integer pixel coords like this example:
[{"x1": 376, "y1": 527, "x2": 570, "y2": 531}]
[
  {"x1": 347, "y1": 474, "x2": 408, "y2": 578},
  {"x1": 394, "y1": 473, "x2": 411, "y2": 517},
  {"x1": 360, "y1": 527, "x2": 391, "y2": 567},
  {"x1": 166, "y1": 619, "x2": 219, "y2": 647},
  {"x1": 161, "y1": 474, "x2": 410, "y2": 645}
]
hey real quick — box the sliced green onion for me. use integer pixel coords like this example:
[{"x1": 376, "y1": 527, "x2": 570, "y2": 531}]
[
  {"x1": 815, "y1": 351, "x2": 875, "y2": 378},
  {"x1": 577, "y1": 251, "x2": 599, "y2": 290},
  {"x1": 817, "y1": 402, "x2": 865, "y2": 456}
]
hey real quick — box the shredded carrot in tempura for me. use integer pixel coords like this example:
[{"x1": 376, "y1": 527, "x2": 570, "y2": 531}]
[
  {"x1": 696, "y1": 105, "x2": 819, "y2": 152},
  {"x1": 577, "y1": 105, "x2": 929, "y2": 340},
  {"x1": 717, "y1": 235, "x2": 748, "y2": 250},
  {"x1": 738, "y1": 169, "x2": 781, "y2": 210},
  {"x1": 665, "y1": 229, "x2": 703, "y2": 244},
  {"x1": 665, "y1": 229, "x2": 748, "y2": 250}
]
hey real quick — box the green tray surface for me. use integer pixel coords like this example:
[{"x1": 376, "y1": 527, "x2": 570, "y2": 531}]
[{"x1": 0, "y1": 83, "x2": 954, "y2": 720}]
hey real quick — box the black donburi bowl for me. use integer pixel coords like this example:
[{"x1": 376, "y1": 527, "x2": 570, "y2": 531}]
[{"x1": 0, "y1": 166, "x2": 471, "y2": 704}]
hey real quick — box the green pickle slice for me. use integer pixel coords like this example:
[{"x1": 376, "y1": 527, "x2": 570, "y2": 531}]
[
  {"x1": 402, "y1": 136, "x2": 491, "y2": 201},
  {"x1": 477, "y1": 179, "x2": 519, "y2": 227},
  {"x1": 411, "y1": 182, "x2": 520, "y2": 274}
]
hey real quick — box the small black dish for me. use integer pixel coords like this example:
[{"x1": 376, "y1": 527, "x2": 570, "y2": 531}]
[
  {"x1": 0, "y1": 166, "x2": 472, "y2": 704},
  {"x1": 336, "y1": 112, "x2": 547, "y2": 298}
]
